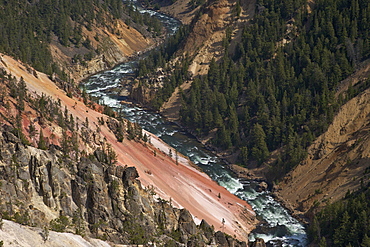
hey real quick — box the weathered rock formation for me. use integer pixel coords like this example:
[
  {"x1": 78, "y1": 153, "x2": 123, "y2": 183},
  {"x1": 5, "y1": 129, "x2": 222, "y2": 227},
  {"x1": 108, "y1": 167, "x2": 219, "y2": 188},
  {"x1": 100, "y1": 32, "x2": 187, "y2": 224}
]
[
  {"x1": 0, "y1": 124, "x2": 249, "y2": 246},
  {"x1": 0, "y1": 52, "x2": 257, "y2": 243},
  {"x1": 250, "y1": 238, "x2": 266, "y2": 247}
]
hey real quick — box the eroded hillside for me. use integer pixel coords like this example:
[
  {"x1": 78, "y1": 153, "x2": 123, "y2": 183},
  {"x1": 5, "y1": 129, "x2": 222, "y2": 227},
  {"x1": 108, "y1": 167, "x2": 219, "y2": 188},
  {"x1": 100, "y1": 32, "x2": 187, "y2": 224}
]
[
  {"x1": 51, "y1": 17, "x2": 153, "y2": 82},
  {"x1": 0, "y1": 0, "x2": 160, "y2": 84},
  {"x1": 184, "y1": 0, "x2": 256, "y2": 76},
  {"x1": 0, "y1": 53, "x2": 257, "y2": 244},
  {"x1": 158, "y1": 0, "x2": 256, "y2": 121},
  {"x1": 277, "y1": 62, "x2": 370, "y2": 215}
]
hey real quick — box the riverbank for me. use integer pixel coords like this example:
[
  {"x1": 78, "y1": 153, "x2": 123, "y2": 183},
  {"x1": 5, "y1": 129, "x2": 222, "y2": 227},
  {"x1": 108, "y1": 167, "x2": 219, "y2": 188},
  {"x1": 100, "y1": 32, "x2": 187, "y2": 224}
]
[{"x1": 228, "y1": 163, "x2": 310, "y2": 227}]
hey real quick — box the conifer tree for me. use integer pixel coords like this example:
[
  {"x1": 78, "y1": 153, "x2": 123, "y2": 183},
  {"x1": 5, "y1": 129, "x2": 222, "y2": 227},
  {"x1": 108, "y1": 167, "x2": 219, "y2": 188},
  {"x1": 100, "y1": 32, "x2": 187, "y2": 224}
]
[
  {"x1": 38, "y1": 130, "x2": 47, "y2": 150},
  {"x1": 250, "y1": 123, "x2": 269, "y2": 165}
]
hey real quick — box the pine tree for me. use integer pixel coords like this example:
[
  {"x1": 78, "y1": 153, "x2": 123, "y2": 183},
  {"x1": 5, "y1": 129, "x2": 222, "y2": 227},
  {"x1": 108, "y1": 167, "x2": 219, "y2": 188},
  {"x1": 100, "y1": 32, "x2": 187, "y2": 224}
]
[
  {"x1": 38, "y1": 130, "x2": 47, "y2": 150},
  {"x1": 250, "y1": 123, "x2": 269, "y2": 164},
  {"x1": 240, "y1": 146, "x2": 248, "y2": 166},
  {"x1": 362, "y1": 234, "x2": 370, "y2": 247},
  {"x1": 319, "y1": 237, "x2": 327, "y2": 247},
  {"x1": 333, "y1": 211, "x2": 350, "y2": 246}
]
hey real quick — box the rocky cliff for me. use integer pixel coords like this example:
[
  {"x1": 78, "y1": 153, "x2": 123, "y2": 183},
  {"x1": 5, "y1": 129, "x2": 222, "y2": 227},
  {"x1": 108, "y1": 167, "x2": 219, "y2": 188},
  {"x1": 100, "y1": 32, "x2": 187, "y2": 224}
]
[
  {"x1": 158, "y1": 0, "x2": 252, "y2": 120},
  {"x1": 0, "y1": 124, "x2": 247, "y2": 246},
  {"x1": 175, "y1": 0, "x2": 255, "y2": 76},
  {"x1": 0, "y1": 52, "x2": 256, "y2": 245}
]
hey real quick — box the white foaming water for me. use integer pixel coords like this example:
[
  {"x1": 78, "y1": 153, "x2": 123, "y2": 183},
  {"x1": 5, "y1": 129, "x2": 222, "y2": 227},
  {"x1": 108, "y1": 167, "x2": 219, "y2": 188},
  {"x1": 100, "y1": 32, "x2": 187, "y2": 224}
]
[
  {"x1": 114, "y1": 66, "x2": 133, "y2": 74},
  {"x1": 216, "y1": 174, "x2": 245, "y2": 194},
  {"x1": 192, "y1": 155, "x2": 209, "y2": 165},
  {"x1": 236, "y1": 189, "x2": 307, "y2": 246},
  {"x1": 200, "y1": 157, "x2": 210, "y2": 165},
  {"x1": 165, "y1": 129, "x2": 177, "y2": 136},
  {"x1": 86, "y1": 83, "x2": 119, "y2": 94},
  {"x1": 98, "y1": 95, "x2": 122, "y2": 108},
  {"x1": 139, "y1": 9, "x2": 156, "y2": 16}
]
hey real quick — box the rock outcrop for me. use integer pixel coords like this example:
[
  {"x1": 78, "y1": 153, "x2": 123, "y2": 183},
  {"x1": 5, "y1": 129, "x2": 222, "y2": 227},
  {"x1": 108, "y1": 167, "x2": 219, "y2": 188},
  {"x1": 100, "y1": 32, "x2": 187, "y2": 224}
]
[
  {"x1": 0, "y1": 125, "x2": 248, "y2": 246},
  {"x1": 250, "y1": 238, "x2": 266, "y2": 247},
  {"x1": 0, "y1": 52, "x2": 257, "y2": 244},
  {"x1": 0, "y1": 219, "x2": 118, "y2": 247}
]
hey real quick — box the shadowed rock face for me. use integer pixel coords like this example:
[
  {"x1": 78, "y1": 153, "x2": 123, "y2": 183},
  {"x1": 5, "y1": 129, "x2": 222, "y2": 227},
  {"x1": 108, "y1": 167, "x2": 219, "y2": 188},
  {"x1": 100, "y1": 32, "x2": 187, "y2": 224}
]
[
  {"x1": 0, "y1": 125, "x2": 247, "y2": 246},
  {"x1": 251, "y1": 238, "x2": 266, "y2": 247}
]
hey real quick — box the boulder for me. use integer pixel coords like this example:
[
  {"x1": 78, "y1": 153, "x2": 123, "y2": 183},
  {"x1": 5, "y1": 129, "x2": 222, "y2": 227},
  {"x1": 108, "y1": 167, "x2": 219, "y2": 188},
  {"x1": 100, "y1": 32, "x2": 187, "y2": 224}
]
[
  {"x1": 215, "y1": 231, "x2": 228, "y2": 247},
  {"x1": 256, "y1": 181, "x2": 268, "y2": 192},
  {"x1": 122, "y1": 167, "x2": 139, "y2": 186},
  {"x1": 178, "y1": 209, "x2": 197, "y2": 242},
  {"x1": 200, "y1": 219, "x2": 214, "y2": 242}
]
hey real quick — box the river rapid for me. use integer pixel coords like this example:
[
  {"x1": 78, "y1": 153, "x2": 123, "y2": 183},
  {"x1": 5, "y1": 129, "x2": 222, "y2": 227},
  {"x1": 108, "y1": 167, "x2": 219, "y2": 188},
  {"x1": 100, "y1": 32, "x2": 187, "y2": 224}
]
[{"x1": 83, "y1": 5, "x2": 308, "y2": 246}]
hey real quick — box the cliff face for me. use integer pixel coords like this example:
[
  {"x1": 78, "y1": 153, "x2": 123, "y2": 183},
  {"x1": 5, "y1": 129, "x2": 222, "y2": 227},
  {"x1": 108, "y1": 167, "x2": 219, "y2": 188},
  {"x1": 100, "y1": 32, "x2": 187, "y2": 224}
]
[
  {"x1": 0, "y1": 125, "x2": 247, "y2": 245},
  {"x1": 0, "y1": 52, "x2": 256, "y2": 244},
  {"x1": 155, "y1": 0, "x2": 256, "y2": 121}
]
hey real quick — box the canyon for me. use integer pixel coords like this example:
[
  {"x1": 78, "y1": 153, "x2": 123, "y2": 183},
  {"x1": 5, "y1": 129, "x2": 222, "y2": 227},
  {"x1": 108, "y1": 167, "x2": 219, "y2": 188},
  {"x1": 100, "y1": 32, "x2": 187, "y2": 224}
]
[
  {"x1": 1, "y1": 0, "x2": 370, "y2": 246},
  {"x1": 0, "y1": 43, "x2": 256, "y2": 244}
]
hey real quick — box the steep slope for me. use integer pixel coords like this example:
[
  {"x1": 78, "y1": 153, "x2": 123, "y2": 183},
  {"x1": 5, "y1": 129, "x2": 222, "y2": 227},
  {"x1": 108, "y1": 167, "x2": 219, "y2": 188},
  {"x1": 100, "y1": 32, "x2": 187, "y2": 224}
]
[
  {"x1": 184, "y1": 0, "x2": 255, "y2": 76},
  {"x1": 160, "y1": 0, "x2": 199, "y2": 25},
  {"x1": 277, "y1": 70, "x2": 370, "y2": 214},
  {"x1": 0, "y1": 53, "x2": 257, "y2": 243}
]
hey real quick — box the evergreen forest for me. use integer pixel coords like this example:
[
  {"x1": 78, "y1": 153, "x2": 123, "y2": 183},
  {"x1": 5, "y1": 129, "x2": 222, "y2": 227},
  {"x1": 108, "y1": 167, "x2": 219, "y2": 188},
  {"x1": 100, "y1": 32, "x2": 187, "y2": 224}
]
[
  {"x1": 308, "y1": 179, "x2": 370, "y2": 247},
  {"x1": 179, "y1": 0, "x2": 370, "y2": 177}
]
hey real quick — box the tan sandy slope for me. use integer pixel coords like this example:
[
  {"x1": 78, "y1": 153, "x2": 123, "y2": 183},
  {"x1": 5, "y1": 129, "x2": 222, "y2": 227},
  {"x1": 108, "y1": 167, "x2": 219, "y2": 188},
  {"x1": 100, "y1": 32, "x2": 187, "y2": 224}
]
[
  {"x1": 277, "y1": 74, "x2": 370, "y2": 214},
  {"x1": 51, "y1": 18, "x2": 153, "y2": 82}
]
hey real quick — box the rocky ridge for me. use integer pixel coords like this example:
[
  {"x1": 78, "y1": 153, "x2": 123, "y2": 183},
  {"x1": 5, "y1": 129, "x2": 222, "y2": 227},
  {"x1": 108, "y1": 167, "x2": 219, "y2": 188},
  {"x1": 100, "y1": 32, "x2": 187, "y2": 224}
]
[
  {"x1": 0, "y1": 119, "x2": 248, "y2": 246},
  {"x1": 0, "y1": 51, "x2": 257, "y2": 244}
]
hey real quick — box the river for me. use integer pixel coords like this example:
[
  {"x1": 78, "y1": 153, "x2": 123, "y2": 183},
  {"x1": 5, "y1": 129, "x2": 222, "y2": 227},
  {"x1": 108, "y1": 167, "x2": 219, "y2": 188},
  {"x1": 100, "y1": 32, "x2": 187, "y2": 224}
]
[{"x1": 83, "y1": 5, "x2": 308, "y2": 246}]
